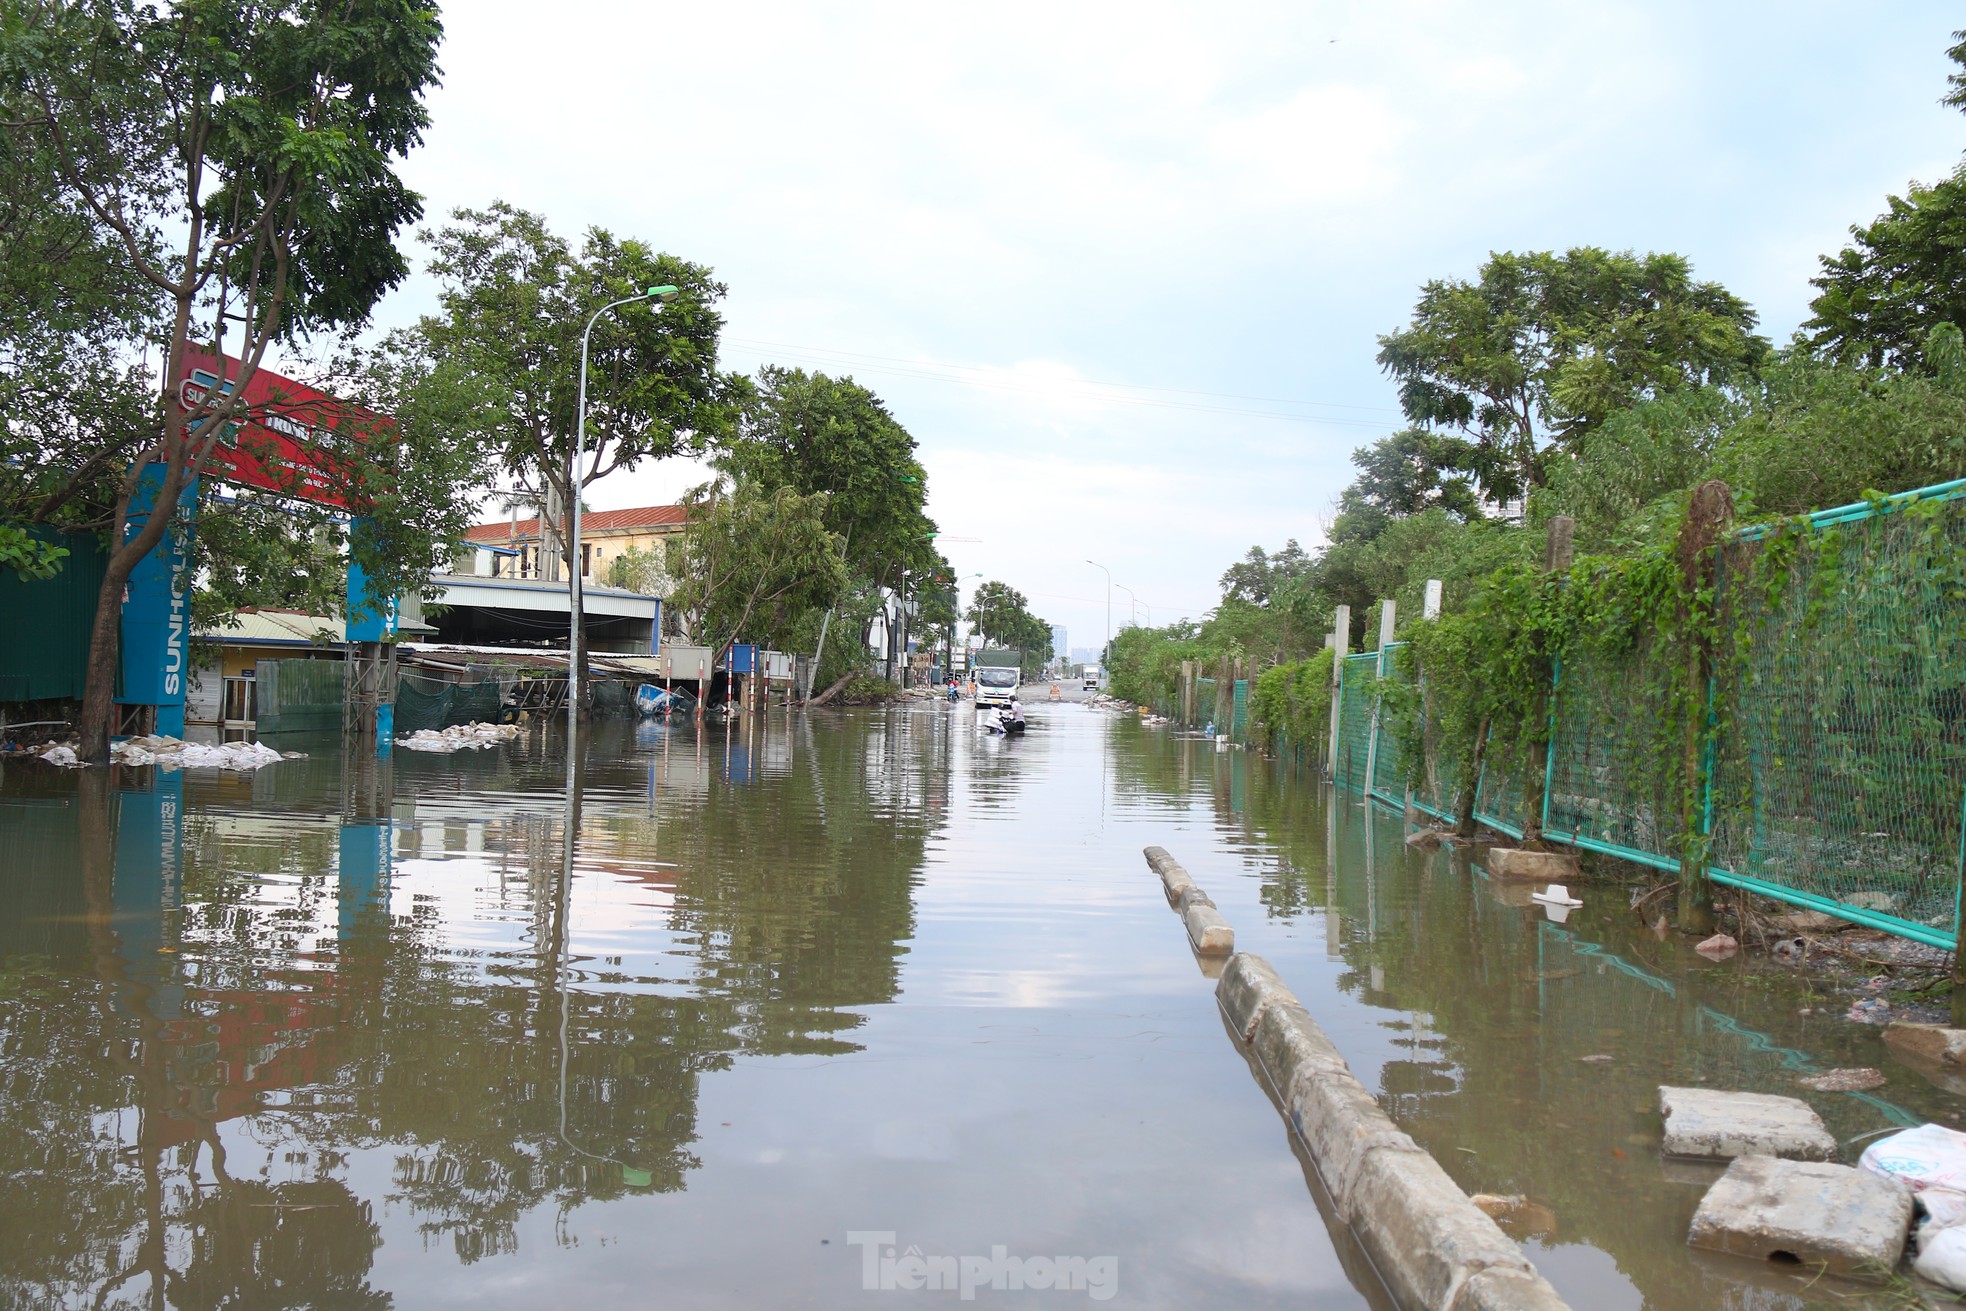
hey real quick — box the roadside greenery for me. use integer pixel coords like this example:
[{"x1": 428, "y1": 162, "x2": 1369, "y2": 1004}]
[
  {"x1": 1111, "y1": 28, "x2": 1966, "y2": 798},
  {"x1": 1, "y1": 0, "x2": 456, "y2": 759}
]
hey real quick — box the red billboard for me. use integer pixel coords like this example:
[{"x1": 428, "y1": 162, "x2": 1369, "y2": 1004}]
[{"x1": 176, "y1": 348, "x2": 388, "y2": 510}]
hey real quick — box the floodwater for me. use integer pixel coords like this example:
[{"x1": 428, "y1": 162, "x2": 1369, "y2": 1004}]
[{"x1": 0, "y1": 704, "x2": 1954, "y2": 1309}]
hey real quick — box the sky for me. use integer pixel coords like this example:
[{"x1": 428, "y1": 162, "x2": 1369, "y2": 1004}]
[{"x1": 364, "y1": 1, "x2": 1966, "y2": 655}]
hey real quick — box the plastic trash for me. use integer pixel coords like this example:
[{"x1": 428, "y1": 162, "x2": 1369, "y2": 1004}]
[
  {"x1": 1530, "y1": 884, "x2": 1583, "y2": 908},
  {"x1": 1860, "y1": 1124, "x2": 1966, "y2": 1196}
]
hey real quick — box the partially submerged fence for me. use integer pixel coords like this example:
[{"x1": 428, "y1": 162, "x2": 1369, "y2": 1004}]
[{"x1": 1335, "y1": 476, "x2": 1966, "y2": 954}]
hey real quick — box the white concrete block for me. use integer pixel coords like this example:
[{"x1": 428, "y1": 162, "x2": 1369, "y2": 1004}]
[
  {"x1": 1659, "y1": 1087, "x2": 1837, "y2": 1162},
  {"x1": 1688, "y1": 1156, "x2": 1911, "y2": 1278}
]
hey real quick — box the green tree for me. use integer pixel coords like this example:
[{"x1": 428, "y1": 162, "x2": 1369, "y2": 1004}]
[
  {"x1": 668, "y1": 481, "x2": 848, "y2": 656},
  {"x1": 718, "y1": 367, "x2": 929, "y2": 569},
  {"x1": 416, "y1": 202, "x2": 743, "y2": 579},
  {"x1": 963, "y1": 581, "x2": 1030, "y2": 648},
  {"x1": 1806, "y1": 29, "x2": 1966, "y2": 369},
  {"x1": 1805, "y1": 166, "x2": 1966, "y2": 370},
  {"x1": 1219, "y1": 540, "x2": 1313, "y2": 607},
  {"x1": 2, "y1": 0, "x2": 446, "y2": 759},
  {"x1": 606, "y1": 542, "x2": 671, "y2": 596},
  {"x1": 1376, "y1": 248, "x2": 1767, "y2": 502}
]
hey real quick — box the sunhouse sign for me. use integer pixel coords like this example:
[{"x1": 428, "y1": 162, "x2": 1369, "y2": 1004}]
[
  {"x1": 118, "y1": 353, "x2": 390, "y2": 734},
  {"x1": 176, "y1": 348, "x2": 384, "y2": 509}
]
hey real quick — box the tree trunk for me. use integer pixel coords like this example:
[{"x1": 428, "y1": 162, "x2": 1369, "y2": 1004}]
[
  {"x1": 77, "y1": 463, "x2": 190, "y2": 761},
  {"x1": 808, "y1": 673, "x2": 855, "y2": 707}
]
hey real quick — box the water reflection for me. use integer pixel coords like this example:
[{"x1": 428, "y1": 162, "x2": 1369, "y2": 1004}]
[
  {"x1": 0, "y1": 716, "x2": 940, "y2": 1307},
  {"x1": 1131, "y1": 731, "x2": 1956, "y2": 1310}
]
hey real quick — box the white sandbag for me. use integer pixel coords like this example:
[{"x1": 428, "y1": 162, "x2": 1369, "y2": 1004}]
[
  {"x1": 1861, "y1": 1124, "x2": 1966, "y2": 1196},
  {"x1": 394, "y1": 721, "x2": 520, "y2": 753},
  {"x1": 1916, "y1": 1221, "x2": 1966, "y2": 1292}
]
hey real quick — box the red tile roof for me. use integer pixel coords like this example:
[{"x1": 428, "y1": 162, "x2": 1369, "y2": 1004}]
[{"x1": 465, "y1": 503, "x2": 690, "y2": 543}]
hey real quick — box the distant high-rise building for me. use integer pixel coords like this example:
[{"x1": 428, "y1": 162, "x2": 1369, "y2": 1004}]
[
  {"x1": 1048, "y1": 624, "x2": 1068, "y2": 664},
  {"x1": 1069, "y1": 646, "x2": 1099, "y2": 666}
]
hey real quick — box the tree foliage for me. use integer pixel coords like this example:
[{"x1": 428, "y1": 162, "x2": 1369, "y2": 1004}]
[
  {"x1": 1807, "y1": 31, "x2": 1966, "y2": 370},
  {"x1": 668, "y1": 481, "x2": 847, "y2": 656},
  {"x1": 1377, "y1": 248, "x2": 1767, "y2": 501},
  {"x1": 416, "y1": 202, "x2": 742, "y2": 574},
  {"x1": 2, "y1": 0, "x2": 450, "y2": 757},
  {"x1": 1806, "y1": 165, "x2": 1966, "y2": 371}
]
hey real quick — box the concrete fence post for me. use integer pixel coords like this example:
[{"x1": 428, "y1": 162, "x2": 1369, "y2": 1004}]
[
  {"x1": 1363, "y1": 600, "x2": 1395, "y2": 796},
  {"x1": 1215, "y1": 655, "x2": 1233, "y2": 735},
  {"x1": 1675, "y1": 489, "x2": 1730, "y2": 935},
  {"x1": 1423, "y1": 578, "x2": 1442, "y2": 620},
  {"x1": 1326, "y1": 605, "x2": 1350, "y2": 780}
]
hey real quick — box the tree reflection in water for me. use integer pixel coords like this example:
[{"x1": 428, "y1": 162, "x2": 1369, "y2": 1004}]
[{"x1": 0, "y1": 714, "x2": 941, "y2": 1306}]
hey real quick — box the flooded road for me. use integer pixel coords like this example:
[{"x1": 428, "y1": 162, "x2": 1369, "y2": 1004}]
[{"x1": 0, "y1": 703, "x2": 1954, "y2": 1308}]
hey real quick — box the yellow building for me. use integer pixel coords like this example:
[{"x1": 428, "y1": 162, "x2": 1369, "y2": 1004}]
[{"x1": 461, "y1": 504, "x2": 689, "y2": 587}]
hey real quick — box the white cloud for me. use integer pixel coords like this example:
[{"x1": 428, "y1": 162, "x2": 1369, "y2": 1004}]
[{"x1": 384, "y1": 0, "x2": 1966, "y2": 649}]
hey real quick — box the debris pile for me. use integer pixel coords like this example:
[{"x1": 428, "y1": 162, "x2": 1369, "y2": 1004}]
[
  {"x1": 395, "y1": 721, "x2": 520, "y2": 753},
  {"x1": 26, "y1": 735, "x2": 295, "y2": 771}
]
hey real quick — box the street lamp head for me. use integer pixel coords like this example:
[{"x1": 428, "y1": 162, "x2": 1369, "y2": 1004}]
[{"x1": 645, "y1": 285, "x2": 681, "y2": 303}]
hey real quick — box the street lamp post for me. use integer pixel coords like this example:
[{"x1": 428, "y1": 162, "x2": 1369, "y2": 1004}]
[
  {"x1": 1115, "y1": 583, "x2": 1138, "y2": 629},
  {"x1": 568, "y1": 285, "x2": 678, "y2": 752},
  {"x1": 1085, "y1": 559, "x2": 1111, "y2": 661}
]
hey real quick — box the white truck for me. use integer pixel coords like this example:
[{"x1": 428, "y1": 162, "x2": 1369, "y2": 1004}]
[
  {"x1": 1082, "y1": 664, "x2": 1101, "y2": 691},
  {"x1": 973, "y1": 664, "x2": 1020, "y2": 710}
]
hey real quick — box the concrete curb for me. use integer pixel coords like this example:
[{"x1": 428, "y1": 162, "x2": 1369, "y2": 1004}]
[
  {"x1": 1142, "y1": 846, "x2": 1235, "y2": 955},
  {"x1": 1216, "y1": 949, "x2": 1572, "y2": 1311},
  {"x1": 1143, "y1": 844, "x2": 1200, "y2": 908}
]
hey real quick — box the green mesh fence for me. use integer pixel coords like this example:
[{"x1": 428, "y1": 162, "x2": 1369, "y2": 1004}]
[
  {"x1": 1336, "y1": 653, "x2": 1376, "y2": 793},
  {"x1": 1543, "y1": 639, "x2": 1686, "y2": 872},
  {"x1": 1195, "y1": 677, "x2": 1217, "y2": 729},
  {"x1": 1231, "y1": 679, "x2": 1249, "y2": 741},
  {"x1": 1471, "y1": 724, "x2": 1535, "y2": 840},
  {"x1": 393, "y1": 670, "x2": 505, "y2": 734},
  {"x1": 1366, "y1": 645, "x2": 1406, "y2": 806},
  {"x1": 1330, "y1": 476, "x2": 1966, "y2": 951},
  {"x1": 1705, "y1": 491, "x2": 1966, "y2": 946},
  {"x1": 255, "y1": 658, "x2": 343, "y2": 735},
  {"x1": 591, "y1": 679, "x2": 634, "y2": 718}
]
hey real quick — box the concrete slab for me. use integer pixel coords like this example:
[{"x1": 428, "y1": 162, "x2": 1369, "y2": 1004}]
[
  {"x1": 1659, "y1": 1086, "x2": 1836, "y2": 1161},
  {"x1": 1687, "y1": 1156, "x2": 1911, "y2": 1278},
  {"x1": 1251, "y1": 1000, "x2": 1350, "y2": 1096},
  {"x1": 1183, "y1": 902, "x2": 1234, "y2": 955},
  {"x1": 1449, "y1": 1266, "x2": 1575, "y2": 1311},
  {"x1": 1885, "y1": 1022, "x2": 1966, "y2": 1068},
  {"x1": 1143, "y1": 845, "x2": 1199, "y2": 906},
  {"x1": 1484, "y1": 848, "x2": 1580, "y2": 882},
  {"x1": 1348, "y1": 1146, "x2": 1535, "y2": 1310},
  {"x1": 1217, "y1": 953, "x2": 1293, "y2": 1040},
  {"x1": 1286, "y1": 1067, "x2": 1425, "y2": 1211},
  {"x1": 1176, "y1": 884, "x2": 1216, "y2": 913}
]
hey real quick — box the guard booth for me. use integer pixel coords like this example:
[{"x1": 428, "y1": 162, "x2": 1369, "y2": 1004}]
[{"x1": 117, "y1": 350, "x2": 397, "y2": 748}]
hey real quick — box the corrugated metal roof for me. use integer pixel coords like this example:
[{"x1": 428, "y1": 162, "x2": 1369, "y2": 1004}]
[
  {"x1": 199, "y1": 610, "x2": 341, "y2": 646},
  {"x1": 464, "y1": 504, "x2": 689, "y2": 543}
]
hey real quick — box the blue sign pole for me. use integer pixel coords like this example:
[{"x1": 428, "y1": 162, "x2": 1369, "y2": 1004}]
[
  {"x1": 113, "y1": 771, "x2": 187, "y2": 1020},
  {"x1": 345, "y1": 516, "x2": 397, "y2": 752},
  {"x1": 116, "y1": 462, "x2": 198, "y2": 738}
]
